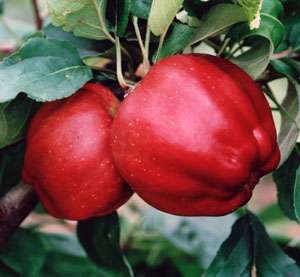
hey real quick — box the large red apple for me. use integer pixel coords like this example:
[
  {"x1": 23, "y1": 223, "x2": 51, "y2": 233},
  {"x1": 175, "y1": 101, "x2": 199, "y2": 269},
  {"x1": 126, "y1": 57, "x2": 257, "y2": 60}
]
[
  {"x1": 111, "y1": 54, "x2": 280, "y2": 216},
  {"x1": 23, "y1": 83, "x2": 132, "y2": 220}
]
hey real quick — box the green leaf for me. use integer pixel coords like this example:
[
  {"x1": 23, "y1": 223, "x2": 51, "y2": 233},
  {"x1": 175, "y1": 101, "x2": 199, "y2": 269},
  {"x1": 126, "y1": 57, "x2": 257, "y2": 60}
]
[
  {"x1": 231, "y1": 13, "x2": 285, "y2": 79},
  {"x1": 0, "y1": 228, "x2": 46, "y2": 277},
  {"x1": 232, "y1": 38, "x2": 271, "y2": 80},
  {"x1": 271, "y1": 59, "x2": 300, "y2": 164},
  {"x1": 238, "y1": 0, "x2": 263, "y2": 29},
  {"x1": 148, "y1": 0, "x2": 183, "y2": 36},
  {"x1": 0, "y1": 37, "x2": 92, "y2": 102},
  {"x1": 0, "y1": 95, "x2": 36, "y2": 149},
  {"x1": 273, "y1": 145, "x2": 300, "y2": 223},
  {"x1": 284, "y1": 58, "x2": 300, "y2": 73},
  {"x1": 48, "y1": 0, "x2": 111, "y2": 41},
  {"x1": 204, "y1": 215, "x2": 253, "y2": 276},
  {"x1": 183, "y1": 0, "x2": 230, "y2": 18},
  {"x1": 0, "y1": 228, "x2": 109, "y2": 277},
  {"x1": 205, "y1": 213, "x2": 300, "y2": 276},
  {"x1": 247, "y1": 14, "x2": 285, "y2": 48},
  {"x1": 131, "y1": 0, "x2": 152, "y2": 19},
  {"x1": 156, "y1": 22, "x2": 196, "y2": 60},
  {"x1": 278, "y1": 83, "x2": 300, "y2": 165},
  {"x1": 0, "y1": 142, "x2": 25, "y2": 196},
  {"x1": 253, "y1": 215, "x2": 300, "y2": 276},
  {"x1": 41, "y1": 234, "x2": 104, "y2": 276},
  {"x1": 116, "y1": 0, "x2": 131, "y2": 36},
  {"x1": 191, "y1": 4, "x2": 247, "y2": 45},
  {"x1": 294, "y1": 168, "x2": 300, "y2": 221},
  {"x1": 77, "y1": 213, "x2": 133, "y2": 276},
  {"x1": 42, "y1": 252, "x2": 104, "y2": 277},
  {"x1": 257, "y1": 203, "x2": 286, "y2": 224},
  {"x1": 273, "y1": 58, "x2": 299, "y2": 78},
  {"x1": 261, "y1": 0, "x2": 284, "y2": 18},
  {"x1": 278, "y1": 84, "x2": 300, "y2": 165},
  {"x1": 44, "y1": 24, "x2": 112, "y2": 58},
  {"x1": 282, "y1": 15, "x2": 300, "y2": 52}
]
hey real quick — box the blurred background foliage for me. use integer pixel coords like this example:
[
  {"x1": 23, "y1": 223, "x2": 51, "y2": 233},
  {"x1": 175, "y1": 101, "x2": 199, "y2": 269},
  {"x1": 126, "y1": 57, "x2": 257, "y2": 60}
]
[{"x1": 0, "y1": 0, "x2": 300, "y2": 276}]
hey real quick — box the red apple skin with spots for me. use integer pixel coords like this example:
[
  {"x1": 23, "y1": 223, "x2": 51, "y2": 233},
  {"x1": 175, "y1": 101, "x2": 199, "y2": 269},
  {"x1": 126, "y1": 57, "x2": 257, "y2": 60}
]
[
  {"x1": 22, "y1": 83, "x2": 132, "y2": 220},
  {"x1": 111, "y1": 54, "x2": 280, "y2": 216}
]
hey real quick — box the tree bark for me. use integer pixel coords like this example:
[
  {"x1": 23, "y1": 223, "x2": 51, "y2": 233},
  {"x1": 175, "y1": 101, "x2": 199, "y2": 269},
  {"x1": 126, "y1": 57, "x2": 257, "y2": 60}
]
[{"x1": 0, "y1": 183, "x2": 37, "y2": 247}]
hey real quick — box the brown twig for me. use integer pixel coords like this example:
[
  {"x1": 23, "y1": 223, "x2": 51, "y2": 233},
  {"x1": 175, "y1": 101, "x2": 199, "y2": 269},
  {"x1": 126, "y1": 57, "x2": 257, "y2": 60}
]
[
  {"x1": 0, "y1": 183, "x2": 37, "y2": 247},
  {"x1": 32, "y1": 0, "x2": 43, "y2": 30}
]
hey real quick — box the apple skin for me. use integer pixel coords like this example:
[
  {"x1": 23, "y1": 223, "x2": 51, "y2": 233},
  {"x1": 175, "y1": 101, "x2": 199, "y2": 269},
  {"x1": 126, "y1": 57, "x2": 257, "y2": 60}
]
[
  {"x1": 111, "y1": 54, "x2": 280, "y2": 216},
  {"x1": 22, "y1": 83, "x2": 132, "y2": 220}
]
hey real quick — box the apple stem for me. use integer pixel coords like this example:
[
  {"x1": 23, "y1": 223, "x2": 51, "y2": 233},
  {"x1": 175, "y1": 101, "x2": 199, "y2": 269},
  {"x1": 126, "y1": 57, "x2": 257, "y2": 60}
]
[{"x1": 0, "y1": 182, "x2": 38, "y2": 247}]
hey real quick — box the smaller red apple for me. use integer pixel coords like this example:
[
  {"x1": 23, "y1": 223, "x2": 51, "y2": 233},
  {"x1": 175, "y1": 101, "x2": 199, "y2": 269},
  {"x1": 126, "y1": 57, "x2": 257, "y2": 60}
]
[{"x1": 23, "y1": 83, "x2": 132, "y2": 220}]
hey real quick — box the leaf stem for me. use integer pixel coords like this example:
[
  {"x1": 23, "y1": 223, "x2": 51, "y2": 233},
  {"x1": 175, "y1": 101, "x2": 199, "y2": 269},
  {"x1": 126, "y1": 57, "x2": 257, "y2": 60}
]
[
  {"x1": 154, "y1": 23, "x2": 171, "y2": 63},
  {"x1": 116, "y1": 37, "x2": 131, "y2": 89},
  {"x1": 264, "y1": 85, "x2": 300, "y2": 130},
  {"x1": 226, "y1": 42, "x2": 244, "y2": 59},
  {"x1": 203, "y1": 39, "x2": 221, "y2": 51},
  {"x1": 100, "y1": 67, "x2": 136, "y2": 86},
  {"x1": 132, "y1": 16, "x2": 150, "y2": 76},
  {"x1": 145, "y1": 24, "x2": 151, "y2": 60},
  {"x1": 217, "y1": 37, "x2": 230, "y2": 56},
  {"x1": 92, "y1": 0, "x2": 134, "y2": 76},
  {"x1": 93, "y1": 0, "x2": 116, "y2": 43},
  {"x1": 132, "y1": 16, "x2": 146, "y2": 56}
]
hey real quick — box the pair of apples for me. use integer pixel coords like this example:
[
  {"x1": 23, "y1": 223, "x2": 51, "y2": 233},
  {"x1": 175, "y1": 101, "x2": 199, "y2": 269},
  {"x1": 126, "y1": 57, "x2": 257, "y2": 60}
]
[{"x1": 22, "y1": 54, "x2": 280, "y2": 220}]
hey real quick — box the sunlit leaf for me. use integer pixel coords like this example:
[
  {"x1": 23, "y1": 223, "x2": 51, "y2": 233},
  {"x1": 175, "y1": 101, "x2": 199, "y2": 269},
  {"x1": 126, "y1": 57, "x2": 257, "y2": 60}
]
[
  {"x1": 148, "y1": 0, "x2": 183, "y2": 36},
  {"x1": 191, "y1": 4, "x2": 247, "y2": 45},
  {"x1": 48, "y1": 0, "x2": 111, "y2": 41}
]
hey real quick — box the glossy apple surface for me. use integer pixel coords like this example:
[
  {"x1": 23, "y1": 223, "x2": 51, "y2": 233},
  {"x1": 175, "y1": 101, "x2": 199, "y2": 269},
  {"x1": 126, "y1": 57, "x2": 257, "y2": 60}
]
[
  {"x1": 112, "y1": 54, "x2": 280, "y2": 216},
  {"x1": 23, "y1": 83, "x2": 132, "y2": 220}
]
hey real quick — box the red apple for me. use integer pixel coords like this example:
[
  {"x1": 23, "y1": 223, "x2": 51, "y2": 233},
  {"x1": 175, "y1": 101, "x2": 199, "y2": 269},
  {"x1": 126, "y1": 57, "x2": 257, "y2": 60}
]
[
  {"x1": 111, "y1": 54, "x2": 280, "y2": 216},
  {"x1": 23, "y1": 83, "x2": 132, "y2": 220}
]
